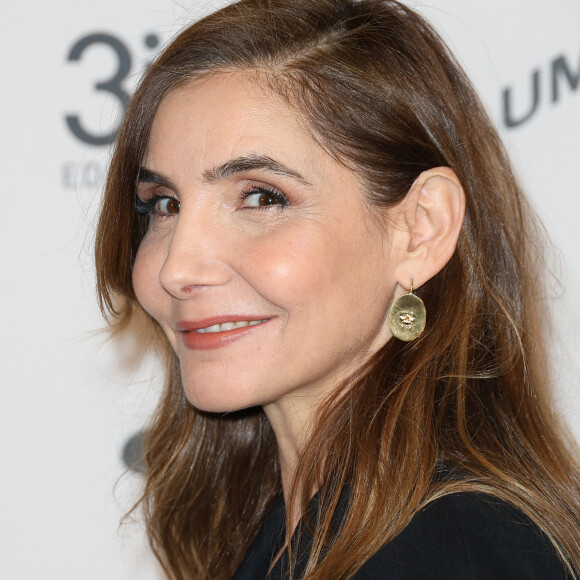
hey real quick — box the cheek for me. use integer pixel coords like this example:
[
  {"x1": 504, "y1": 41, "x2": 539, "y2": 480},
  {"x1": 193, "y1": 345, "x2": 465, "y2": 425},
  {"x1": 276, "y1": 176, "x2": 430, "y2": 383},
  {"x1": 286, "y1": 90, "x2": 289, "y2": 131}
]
[
  {"x1": 238, "y1": 223, "x2": 381, "y2": 316},
  {"x1": 273, "y1": 224, "x2": 392, "y2": 334},
  {"x1": 132, "y1": 239, "x2": 165, "y2": 319},
  {"x1": 239, "y1": 229, "x2": 326, "y2": 301}
]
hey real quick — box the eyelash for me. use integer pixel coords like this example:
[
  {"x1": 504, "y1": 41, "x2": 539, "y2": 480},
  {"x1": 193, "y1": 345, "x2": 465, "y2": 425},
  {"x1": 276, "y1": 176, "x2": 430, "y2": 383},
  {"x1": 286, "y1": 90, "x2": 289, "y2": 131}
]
[
  {"x1": 239, "y1": 186, "x2": 289, "y2": 208},
  {"x1": 135, "y1": 194, "x2": 179, "y2": 217},
  {"x1": 134, "y1": 185, "x2": 289, "y2": 216}
]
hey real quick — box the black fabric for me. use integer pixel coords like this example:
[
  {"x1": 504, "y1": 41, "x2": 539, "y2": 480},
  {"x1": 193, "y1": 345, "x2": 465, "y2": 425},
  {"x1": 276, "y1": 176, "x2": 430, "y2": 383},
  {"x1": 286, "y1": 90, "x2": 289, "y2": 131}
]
[{"x1": 232, "y1": 492, "x2": 573, "y2": 579}]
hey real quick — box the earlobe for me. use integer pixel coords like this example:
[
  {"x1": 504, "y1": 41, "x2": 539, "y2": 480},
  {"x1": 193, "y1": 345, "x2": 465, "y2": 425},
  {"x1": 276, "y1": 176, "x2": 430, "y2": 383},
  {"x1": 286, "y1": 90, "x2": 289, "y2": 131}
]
[{"x1": 395, "y1": 167, "x2": 466, "y2": 289}]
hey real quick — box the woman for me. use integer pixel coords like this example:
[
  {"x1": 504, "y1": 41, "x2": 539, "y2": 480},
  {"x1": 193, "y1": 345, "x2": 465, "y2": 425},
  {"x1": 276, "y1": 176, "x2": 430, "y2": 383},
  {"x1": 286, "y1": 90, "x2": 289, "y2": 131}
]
[{"x1": 95, "y1": 0, "x2": 580, "y2": 578}]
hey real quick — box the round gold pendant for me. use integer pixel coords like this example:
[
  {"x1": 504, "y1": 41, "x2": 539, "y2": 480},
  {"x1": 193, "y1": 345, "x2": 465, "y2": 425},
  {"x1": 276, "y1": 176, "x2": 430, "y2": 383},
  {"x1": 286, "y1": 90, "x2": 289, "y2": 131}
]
[{"x1": 388, "y1": 292, "x2": 426, "y2": 342}]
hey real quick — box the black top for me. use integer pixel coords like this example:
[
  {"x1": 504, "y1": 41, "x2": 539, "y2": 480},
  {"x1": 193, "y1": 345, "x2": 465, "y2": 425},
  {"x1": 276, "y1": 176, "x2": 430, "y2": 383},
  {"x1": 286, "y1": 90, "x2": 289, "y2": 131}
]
[{"x1": 232, "y1": 492, "x2": 573, "y2": 579}]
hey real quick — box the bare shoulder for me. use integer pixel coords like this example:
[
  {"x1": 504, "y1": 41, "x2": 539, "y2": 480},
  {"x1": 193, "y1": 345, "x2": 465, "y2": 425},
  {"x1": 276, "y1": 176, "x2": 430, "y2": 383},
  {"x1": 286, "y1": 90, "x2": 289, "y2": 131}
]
[{"x1": 354, "y1": 492, "x2": 574, "y2": 580}]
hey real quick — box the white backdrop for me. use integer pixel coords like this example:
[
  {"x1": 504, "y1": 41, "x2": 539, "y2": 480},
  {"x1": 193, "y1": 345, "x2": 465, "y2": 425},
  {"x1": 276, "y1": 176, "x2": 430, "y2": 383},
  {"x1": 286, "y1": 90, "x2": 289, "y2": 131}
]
[{"x1": 1, "y1": 1, "x2": 578, "y2": 578}]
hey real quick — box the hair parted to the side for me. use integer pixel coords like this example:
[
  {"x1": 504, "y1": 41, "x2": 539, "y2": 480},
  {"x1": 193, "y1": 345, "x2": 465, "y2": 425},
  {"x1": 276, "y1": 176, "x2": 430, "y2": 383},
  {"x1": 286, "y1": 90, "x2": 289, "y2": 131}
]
[{"x1": 95, "y1": 0, "x2": 580, "y2": 578}]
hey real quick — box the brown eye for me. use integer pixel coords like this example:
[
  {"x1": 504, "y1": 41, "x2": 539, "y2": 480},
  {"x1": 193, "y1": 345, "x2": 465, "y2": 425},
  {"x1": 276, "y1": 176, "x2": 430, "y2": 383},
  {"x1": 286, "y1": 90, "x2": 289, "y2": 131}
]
[
  {"x1": 156, "y1": 197, "x2": 180, "y2": 214},
  {"x1": 242, "y1": 187, "x2": 288, "y2": 208}
]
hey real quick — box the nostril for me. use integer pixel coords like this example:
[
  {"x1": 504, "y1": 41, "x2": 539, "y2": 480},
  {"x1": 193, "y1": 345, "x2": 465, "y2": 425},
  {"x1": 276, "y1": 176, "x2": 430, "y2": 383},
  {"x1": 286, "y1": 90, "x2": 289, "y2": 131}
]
[
  {"x1": 159, "y1": 246, "x2": 232, "y2": 298},
  {"x1": 159, "y1": 262, "x2": 199, "y2": 299}
]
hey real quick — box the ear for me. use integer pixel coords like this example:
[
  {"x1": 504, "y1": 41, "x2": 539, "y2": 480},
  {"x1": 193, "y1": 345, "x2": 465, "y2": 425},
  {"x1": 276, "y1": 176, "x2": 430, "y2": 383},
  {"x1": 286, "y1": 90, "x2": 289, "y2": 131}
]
[{"x1": 391, "y1": 167, "x2": 466, "y2": 291}]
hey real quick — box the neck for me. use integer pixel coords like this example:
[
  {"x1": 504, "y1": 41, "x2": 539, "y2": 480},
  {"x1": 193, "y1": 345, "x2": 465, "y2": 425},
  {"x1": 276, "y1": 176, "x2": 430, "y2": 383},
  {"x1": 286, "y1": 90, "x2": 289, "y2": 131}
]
[
  {"x1": 264, "y1": 401, "x2": 307, "y2": 492},
  {"x1": 263, "y1": 397, "x2": 315, "y2": 531}
]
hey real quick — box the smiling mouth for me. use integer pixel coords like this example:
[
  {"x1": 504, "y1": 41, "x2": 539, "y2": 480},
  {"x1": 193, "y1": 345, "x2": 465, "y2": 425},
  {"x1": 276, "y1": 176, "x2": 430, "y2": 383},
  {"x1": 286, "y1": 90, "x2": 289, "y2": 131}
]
[
  {"x1": 179, "y1": 317, "x2": 271, "y2": 350},
  {"x1": 194, "y1": 319, "x2": 269, "y2": 333}
]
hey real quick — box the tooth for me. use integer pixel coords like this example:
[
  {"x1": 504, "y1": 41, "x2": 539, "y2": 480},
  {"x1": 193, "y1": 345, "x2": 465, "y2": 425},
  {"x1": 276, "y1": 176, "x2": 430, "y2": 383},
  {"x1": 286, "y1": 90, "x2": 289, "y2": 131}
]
[{"x1": 192, "y1": 319, "x2": 267, "y2": 333}]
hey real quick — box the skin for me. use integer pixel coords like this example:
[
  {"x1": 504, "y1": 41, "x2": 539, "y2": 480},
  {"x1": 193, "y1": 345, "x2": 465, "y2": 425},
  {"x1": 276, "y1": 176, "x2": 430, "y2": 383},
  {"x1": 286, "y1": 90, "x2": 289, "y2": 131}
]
[{"x1": 132, "y1": 71, "x2": 466, "y2": 498}]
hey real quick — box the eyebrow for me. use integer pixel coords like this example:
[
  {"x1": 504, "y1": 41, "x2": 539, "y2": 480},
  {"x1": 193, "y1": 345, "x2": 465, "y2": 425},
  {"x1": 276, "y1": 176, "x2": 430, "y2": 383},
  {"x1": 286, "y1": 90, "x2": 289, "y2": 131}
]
[
  {"x1": 204, "y1": 154, "x2": 311, "y2": 185},
  {"x1": 138, "y1": 154, "x2": 311, "y2": 192},
  {"x1": 137, "y1": 167, "x2": 178, "y2": 191}
]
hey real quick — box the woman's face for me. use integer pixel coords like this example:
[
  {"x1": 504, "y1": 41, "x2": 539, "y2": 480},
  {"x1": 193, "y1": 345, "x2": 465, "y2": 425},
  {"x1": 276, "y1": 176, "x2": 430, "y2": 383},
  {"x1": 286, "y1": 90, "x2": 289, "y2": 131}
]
[{"x1": 133, "y1": 71, "x2": 400, "y2": 417}]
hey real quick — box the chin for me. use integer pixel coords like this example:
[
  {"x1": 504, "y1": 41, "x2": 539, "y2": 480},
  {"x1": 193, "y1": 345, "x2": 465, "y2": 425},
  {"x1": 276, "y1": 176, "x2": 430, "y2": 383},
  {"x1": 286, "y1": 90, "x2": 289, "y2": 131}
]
[
  {"x1": 177, "y1": 353, "x2": 282, "y2": 413},
  {"x1": 181, "y1": 376, "x2": 260, "y2": 414}
]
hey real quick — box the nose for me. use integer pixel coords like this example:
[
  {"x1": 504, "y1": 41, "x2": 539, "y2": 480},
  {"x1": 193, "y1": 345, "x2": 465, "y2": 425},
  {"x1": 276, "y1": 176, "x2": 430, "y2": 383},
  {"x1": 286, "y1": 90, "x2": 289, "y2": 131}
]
[{"x1": 159, "y1": 211, "x2": 232, "y2": 299}]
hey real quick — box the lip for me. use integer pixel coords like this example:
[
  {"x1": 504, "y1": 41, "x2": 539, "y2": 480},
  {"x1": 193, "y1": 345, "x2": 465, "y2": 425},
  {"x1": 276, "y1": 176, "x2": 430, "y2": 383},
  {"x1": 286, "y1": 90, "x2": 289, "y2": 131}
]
[{"x1": 177, "y1": 315, "x2": 273, "y2": 350}]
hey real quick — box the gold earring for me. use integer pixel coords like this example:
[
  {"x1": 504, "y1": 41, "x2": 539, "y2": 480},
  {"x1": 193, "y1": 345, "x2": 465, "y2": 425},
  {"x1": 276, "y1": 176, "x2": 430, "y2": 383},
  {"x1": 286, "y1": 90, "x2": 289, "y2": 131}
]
[{"x1": 388, "y1": 283, "x2": 426, "y2": 342}]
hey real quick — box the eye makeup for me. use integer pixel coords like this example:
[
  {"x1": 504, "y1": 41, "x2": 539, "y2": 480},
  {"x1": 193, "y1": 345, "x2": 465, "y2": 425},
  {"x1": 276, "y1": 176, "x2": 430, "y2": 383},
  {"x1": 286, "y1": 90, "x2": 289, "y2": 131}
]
[
  {"x1": 239, "y1": 185, "x2": 289, "y2": 208},
  {"x1": 135, "y1": 194, "x2": 180, "y2": 216}
]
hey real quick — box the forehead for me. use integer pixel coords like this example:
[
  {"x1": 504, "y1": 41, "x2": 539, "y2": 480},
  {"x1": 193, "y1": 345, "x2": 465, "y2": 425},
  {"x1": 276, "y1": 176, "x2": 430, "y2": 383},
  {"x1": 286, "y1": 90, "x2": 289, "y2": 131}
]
[{"x1": 145, "y1": 71, "x2": 326, "y2": 174}]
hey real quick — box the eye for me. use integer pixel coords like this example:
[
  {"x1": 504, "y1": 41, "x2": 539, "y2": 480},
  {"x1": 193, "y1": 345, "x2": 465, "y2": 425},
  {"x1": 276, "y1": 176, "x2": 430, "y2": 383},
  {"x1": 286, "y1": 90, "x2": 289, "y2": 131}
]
[
  {"x1": 240, "y1": 186, "x2": 289, "y2": 208},
  {"x1": 156, "y1": 197, "x2": 180, "y2": 215},
  {"x1": 135, "y1": 195, "x2": 180, "y2": 216}
]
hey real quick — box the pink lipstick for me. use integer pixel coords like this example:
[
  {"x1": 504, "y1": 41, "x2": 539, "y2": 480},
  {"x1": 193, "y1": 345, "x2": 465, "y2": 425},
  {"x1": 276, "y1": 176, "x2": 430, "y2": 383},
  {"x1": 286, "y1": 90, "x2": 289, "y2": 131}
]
[{"x1": 178, "y1": 316, "x2": 272, "y2": 350}]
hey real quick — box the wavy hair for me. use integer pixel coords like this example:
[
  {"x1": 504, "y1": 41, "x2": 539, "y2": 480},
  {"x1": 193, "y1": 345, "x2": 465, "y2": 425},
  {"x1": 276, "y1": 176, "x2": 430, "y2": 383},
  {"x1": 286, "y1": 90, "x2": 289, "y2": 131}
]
[{"x1": 95, "y1": 0, "x2": 580, "y2": 578}]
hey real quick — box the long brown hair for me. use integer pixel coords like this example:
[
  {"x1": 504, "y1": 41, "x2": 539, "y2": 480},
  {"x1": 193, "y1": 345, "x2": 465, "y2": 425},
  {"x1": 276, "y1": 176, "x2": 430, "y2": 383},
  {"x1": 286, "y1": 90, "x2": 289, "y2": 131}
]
[{"x1": 95, "y1": 0, "x2": 580, "y2": 578}]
